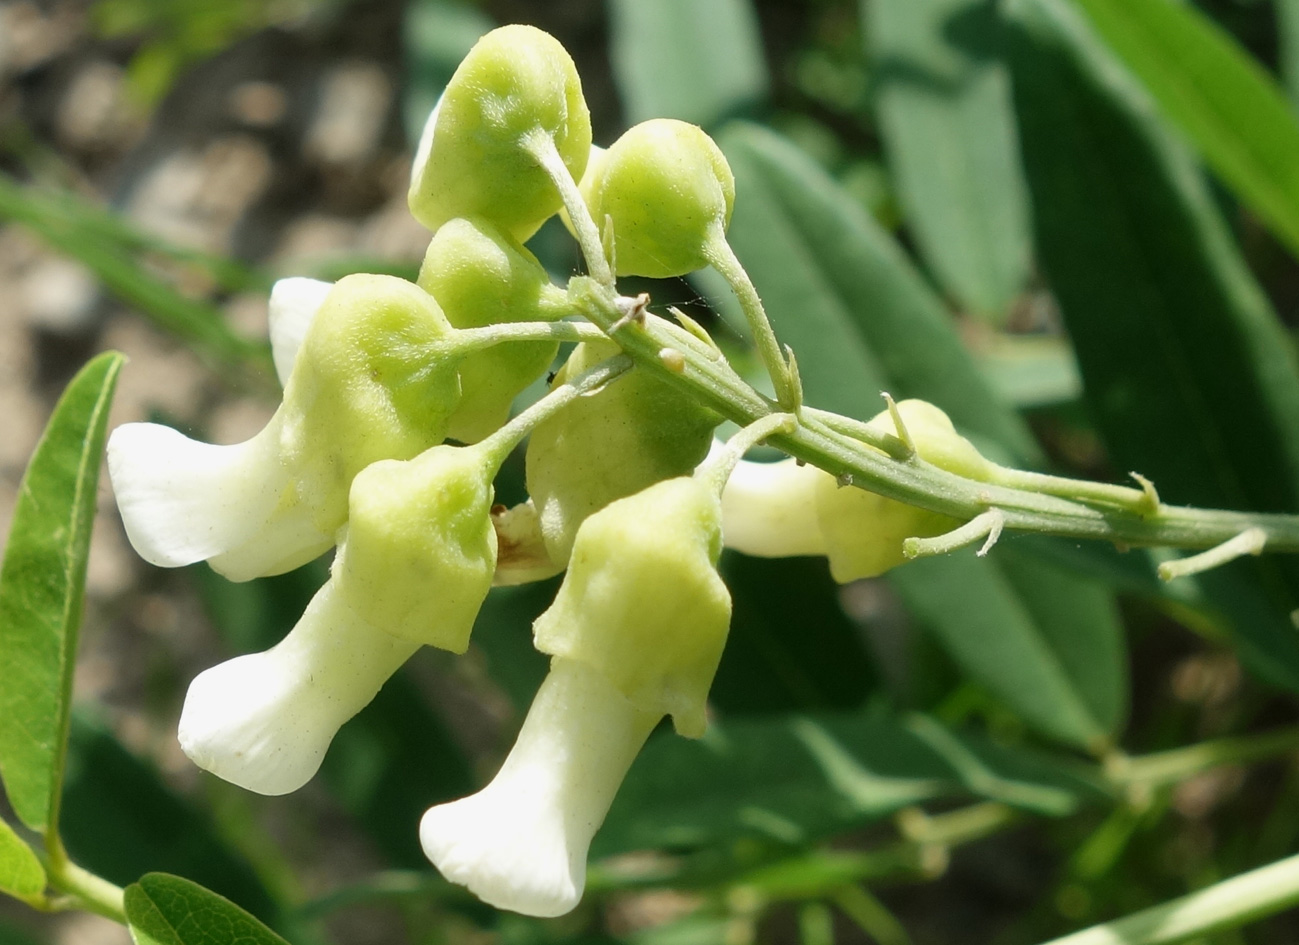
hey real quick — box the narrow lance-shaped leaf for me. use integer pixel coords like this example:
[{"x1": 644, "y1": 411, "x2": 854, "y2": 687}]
[
  {"x1": 866, "y1": 0, "x2": 1033, "y2": 320},
  {"x1": 0, "y1": 351, "x2": 125, "y2": 833},
  {"x1": 711, "y1": 123, "x2": 1128, "y2": 748},
  {"x1": 1006, "y1": 0, "x2": 1299, "y2": 691},
  {"x1": 608, "y1": 0, "x2": 768, "y2": 128},
  {"x1": 126, "y1": 873, "x2": 289, "y2": 945},
  {"x1": 1068, "y1": 0, "x2": 1299, "y2": 263}
]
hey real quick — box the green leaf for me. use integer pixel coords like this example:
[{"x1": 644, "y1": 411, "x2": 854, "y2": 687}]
[
  {"x1": 977, "y1": 333, "x2": 1083, "y2": 409},
  {"x1": 1067, "y1": 0, "x2": 1299, "y2": 263},
  {"x1": 1280, "y1": 0, "x2": 1299, "y2": 110},
  {"x1": 608, "y1": 0, "x2": 768, "y2": 128},
  {"x1": 712, "y1": 553, "x2": 878, "y2": 713},
  {"x1": 714, "y1": 121, "x2": 1127, "y2": 748},
  {"x1": 595, "y1": 711, "x2": 1102, "y2": 857},
  {"x1": 865, "y1": 0, "x2": 1032, "y2": 319},
  {"x1": 61, "y1": 714, "x2": 278, "y2": 922},
  {"x1": 1007, "y1": 0, "x2": 1299, "y2": 692},
  {"x1": 715, "y1": 120, "x2": 1038, "y2": 462},
  {"x1": 126, "y1": 873, "x2": 289, "y2": 945},
  {"x1": 0, "y1": 351, "x2": 124, "y2": 834},
  {"x1": 0, "y1": 819, "x2": 44, "y2": 902},
  {"x1": 0, "y1": 177, "x2": 271, "y2": 377},
  {"x1": 892, "y1": 548, "x2": 1128, "y2": 748}
]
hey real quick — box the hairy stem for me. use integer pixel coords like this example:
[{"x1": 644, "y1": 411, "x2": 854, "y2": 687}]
[
  {"x1": 565, "y1": 277, "x2": 1299, "y2": 554},
  {"x1": 45, "y1": 839, "x2": 126, "y2": 924}
]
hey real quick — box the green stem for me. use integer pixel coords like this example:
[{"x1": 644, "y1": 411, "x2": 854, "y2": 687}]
[
  {"x1": 449, "y1": 320, "x2": 609, "y2": 353},
  {"x1": 474, "y1": 354, "x2": 633, "y2": 468},
  {"x1": 697, "y1": 412, "x2": 798, "y2": 494},
  {"x1": 565, "y1": 276, "x2": 1299, "y2": 554},
  {"x1": 522, "y1": 131, "x2": 614, "y2": 288},
  {"x1": 45, "y1": 839, "x2": 126, "y2": 924},
  {"x1": 1108, "y1": 725, "x2": 1299, "y2": 789},
  {"x1": 703, "y1": 231, "x2": 797, "y2": 410},
  {"x1": 1033, "y1": 851, "x2": 1299, "y2": 945}
]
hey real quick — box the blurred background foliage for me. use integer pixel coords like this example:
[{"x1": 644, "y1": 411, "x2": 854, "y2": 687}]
[{"x1": 7, "y1": 0, "x2": 1299, "y2": 943}]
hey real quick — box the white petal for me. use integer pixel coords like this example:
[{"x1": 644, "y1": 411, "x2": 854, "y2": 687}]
[
  {"x1": 108, "y1": 418, "x2": 290, "y2": 569},
  {"x1": 407, "y1": 94, "x2": 445, "y2": 218},
  {"x1": 720, "y1": 456, "x2": 828, "y2": 558},
  {"x1": 420, "y1": 658, "x2": 658, "y2": 917},
  {"x1": 268, "y1": 277, "x2": 333, "y2": 387},
  {"x1": 178, "y1": 580, "x2": 418, "y2": 795},
  {"x1": 207, "y1": 499, "x2": 335, "y2": 582}
]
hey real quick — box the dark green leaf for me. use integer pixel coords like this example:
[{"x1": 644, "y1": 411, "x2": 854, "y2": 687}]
[
  {"x1": 596, "y1": 710, "x2": 1103, "y2": 856},
  {"x1": 125, "y1": 873, "x2": 289, "y2": 945},
  {"x1": 0, "y1": 352, "x2": 124, "y2": 833},
  {"x1": 1280, "y1": 0, "x2": 1299, "y2": 109},
  {"x1": 0, "y1": 819, "x2": 43, "y2": 901},
  {"x1": 715, "y1": 122, "x2": 1127, "y2": 747},
  {"x1": 1068, "y1": 0, "x2": 1299, "y2": 262},
  {"x1": 866, "y1": 0, "x2": 1032, "y2": 319},
  {"x1": 716, "y1": 120, "x2": 1038, "y2": 462},
  {"x1": 1007, "y1": 0, "x2": 1299, "y2": 692},
  {"x1": 977, "y1": 334, "x2": 1082, "y2": 408},
  {"x1": 711, "y1": 553, "x2": 878, "y2": 713},
  {"x1": 608, "y1": 0, "x2": 768, "y2": 128},
  {"x1": 892, "y1": 549, "x2": 1128, "y2": 748},
  {"x1": 61, "y1": 713, "x2": 277, "y2": 923}
]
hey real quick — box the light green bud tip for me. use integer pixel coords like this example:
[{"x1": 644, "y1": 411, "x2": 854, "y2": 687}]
[
  {"x1": 336, "y1": 444, "x2": 498, "y2": 652},
  {"x1": 408, "y1": 24, "x2": 592, "y2": 241},
  {"x1": 533, "y1": 477, "x2": 730, "y2": 737},
  {"x1": 281, "y1": 273, "x2": 462, "y2": 530},
  {"x1": 818, "y1": 400, "x2": 991, "y2": 582},
  {"x1": 581, "y1": 118, "x2": 734, "y2": 278},
  {"x1": 419, "y1": 218, "x2": 568, "y2": 443},
  {"x1": 525, "y1": 338, "x2": 721, "y2": 563}
]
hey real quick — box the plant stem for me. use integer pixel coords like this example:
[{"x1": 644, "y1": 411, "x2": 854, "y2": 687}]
[
  {"x1": 45, "y1": 839, "x2": 126, "y2": 924},
  {"x1": 449, "y1": 320, "x2": 609, "y2": 353},
  {"x1": 475, "y1": 355, "x2": 633, "y2": 468},
  {"x1": 565, "y1": 277, "x2": 1299, "y2": 555},
  {"x1": 1108, "y1": 725, "x2": 1299, "y2": 789},
  {"x1": 1032, "y1": 851, "x2": 1299, "y2": 945},
  {"x1": 704, "y1": 231, "x2": 797, "y2": 410},
  {"x1": 522, "y1": 131, "x2": 614, "y2": 288}
]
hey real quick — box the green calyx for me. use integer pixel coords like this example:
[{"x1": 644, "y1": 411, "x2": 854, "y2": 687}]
[
  {"x1": 581, "y1": 118, "x2": 735, "y2": 278},
  {"x1": 524, "y1": 338, "x2": 721, "y2": 563},
  {"x1": 532, "y1": 476, "x2": 730, "y2": 736},
  {"x1": 280, "y1": 273, "x2": 462, "y2": 532},
  {"x1": 419, "y1": 218, "x2": 569, "y2": 444},
  {"x1": 818, "y1": 400, "x2": 992, "y2": 581},
  {"x1": 407, "y1": 24, "x2": 592, "y2": 241},
  {"x1": 335, "y1": 443, "x2": 498, "y2": 652}
]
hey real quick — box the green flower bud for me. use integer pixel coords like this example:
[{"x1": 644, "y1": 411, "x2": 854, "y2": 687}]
[
  {"x1": 533, "y1": 477, "x2": 729, "y2": 736},
  {"x1": 580, "y1": 119, "x2": 734, "y2": 278},
  {"x1": 817, "y1": 400, "x2": 991, "y2": 582},
  {"x1": 418, "y1": 218, "x2": 569, "y2": 443},
  {"x1": 334, "y1": 443, "x2": 497, "y2": 651},
  {"x1": 408, "y1": 25, "x2": 592, "y2": 241},
  {"x1": 524, "y1": 339, "x2": 720, "y2": 562},
  {"x1": 281, "y1": 273, "x2": 462, "y2": 530}
]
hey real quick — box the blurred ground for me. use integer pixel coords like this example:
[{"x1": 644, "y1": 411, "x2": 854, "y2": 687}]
[
  {"x1": 2, "y1": 3, "x2": 1294, "y2": 945},
  {"x1": 0, "y1": 2, "x2": 466, "y2": 943}
]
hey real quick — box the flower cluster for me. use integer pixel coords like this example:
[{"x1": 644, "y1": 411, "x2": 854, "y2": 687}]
[{"x1": 106, "y1": 24, "x2": 993, "y2": 918}]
